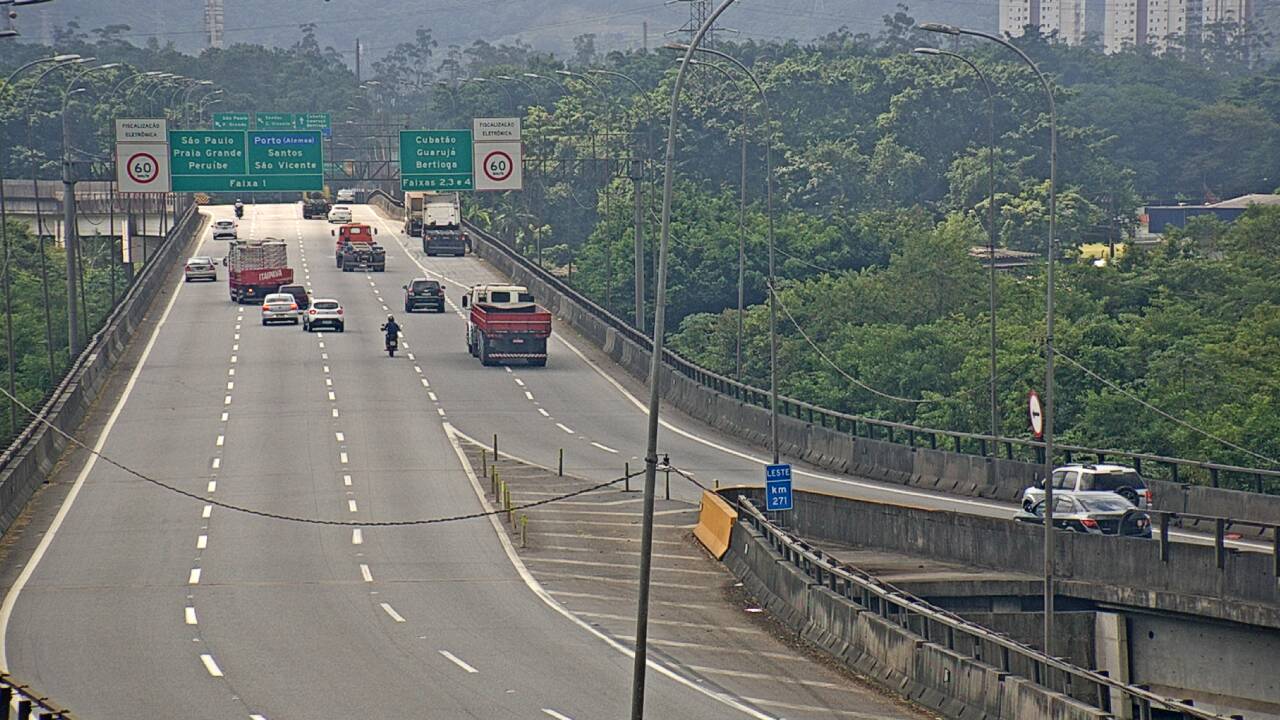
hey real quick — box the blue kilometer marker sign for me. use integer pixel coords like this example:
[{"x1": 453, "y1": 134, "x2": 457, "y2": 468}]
[{"x1": 765, "y1": 463, "x2": 793, "y2": 511}]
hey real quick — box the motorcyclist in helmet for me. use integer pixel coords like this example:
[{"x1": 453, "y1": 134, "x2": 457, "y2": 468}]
[
  {"x1": 380, "y1": 314, "x2": 400, "y2": 344},
  {"x1": 234, "y1": 198, "x2": 244, "y2": 218}
]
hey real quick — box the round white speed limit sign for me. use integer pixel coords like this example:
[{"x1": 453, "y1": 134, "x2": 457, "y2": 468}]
[
  {"x1": 483, "y1": 150, "x2": 514, "y2": 182},
  {"x1": 127, "y1": 151, "x2": 160, "y2": 185}
]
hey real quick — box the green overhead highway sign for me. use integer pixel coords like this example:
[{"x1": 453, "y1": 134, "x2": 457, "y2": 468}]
[
  {"x1": 254, "y1": 112, "x2": 296, "y2": 130},
  {"x1": 212, "y1": 112, "x2": 250, "y2": 130},
  {"x1": 169, "y1": 130, "x2": 323, "y2": 192},
  {"x1": 400, "y1": 129, "x2": 473, "y2": 191},
  {"x1": 296, "y1": 112, "x2": 331, "y2": 130}
]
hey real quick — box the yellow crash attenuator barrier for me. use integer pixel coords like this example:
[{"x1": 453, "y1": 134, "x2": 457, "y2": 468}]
[{"x1": 693, "y1": 490, "x2": 738, "y2": 560}]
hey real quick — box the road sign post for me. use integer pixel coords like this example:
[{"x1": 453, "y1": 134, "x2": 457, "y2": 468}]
[
  {"x1": 399, "y1": 130, "x2": 474, "y2": 191},
  {"x1": 473, "y1": 118, "x2": 523, "y2": 192},
  {"x1": 170, "y1": 129, "x2": 323, "y2": 192},
  {"x1": 765, "y1": 463, "x2": 793, "y2": 511}
]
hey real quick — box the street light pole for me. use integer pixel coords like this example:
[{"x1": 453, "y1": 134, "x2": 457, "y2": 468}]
[
  {"x1": 0, "y1": 53, "x2": 78, "y2": 432},
  {"x1": 684, "y1": 58, "x2": 748, "y2": 382},
  {"x1": 913, "y1": 46, "x2": 1000, "y2": 482},
  {"x1": 921, "y1": 21, "x2": 1057, "y2": 657},
  {"x1": 590, "y1": 68, "x2": 652, "y2": 334},
  {"x1": 672, "y1": 42, "x2": 778, "y2": 465},
  {"x1": 633, "y1": 3, "x2": 739, "y2": 718},
  {"x1": 61, "y1": 62, "x2": 121, "y2": 358}
]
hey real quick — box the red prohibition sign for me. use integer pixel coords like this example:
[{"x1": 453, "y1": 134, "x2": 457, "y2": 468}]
[
  {"x1": 483, "y1": 149, "x2": 514, "y2": 182},
  {"x1": 126, "y1": 151, "x2": 160, "y2": 185}
]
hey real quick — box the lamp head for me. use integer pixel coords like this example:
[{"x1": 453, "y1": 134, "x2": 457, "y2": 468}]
[
  {"x1": 919, "y1": 22, "x2": 961, "y2": 35},
  {"x1": 663, "y1": 42, "x2": 689, "y2": 52},
  {"x1": 522, "y1": 72, "x2": 544, "y2": 79},
  {"x1": 912, "y1": 47, "x2": 942, "y2": 55},
  {"x1": 554, "y1": 70, "x2": 573, "y2": 77},
  {"x1": 51, "y1": 53, "x2": 79, "y2": 62},
  {"x1": 495, "y1": 74, "x2": 513, "y2": 81}
]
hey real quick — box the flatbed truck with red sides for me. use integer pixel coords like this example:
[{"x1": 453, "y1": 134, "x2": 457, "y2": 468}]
[
  {"x1": 227, "y1": 239, "x2": 293, "y2": 304},
  {"x1": 461, "y1": 284, "x2": 551, "y2": 367}
]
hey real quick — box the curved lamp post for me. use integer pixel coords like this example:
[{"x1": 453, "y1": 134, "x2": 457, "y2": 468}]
[
  {"x1": 920, "y1": 20, "x2": 1058, "y2": 657},
  {"x1": 668, "y1": 41, "x2": 777, "y2": 466},
  {"x1": 0, "y1": 53, "x2": 79, "y2": 429},
  {"x1": 634, "y1": 4, "x2": 740, "y2": 716},
  {"x1": 913, "y1": 46, "x2": 1001, "y2": 487}
]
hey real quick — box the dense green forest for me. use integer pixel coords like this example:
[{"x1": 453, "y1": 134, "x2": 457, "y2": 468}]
[{"x1": 3, "y1": 7, "x2": 1280, "y2": 472}]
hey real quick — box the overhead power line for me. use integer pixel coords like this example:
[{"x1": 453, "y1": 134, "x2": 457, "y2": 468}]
[{"x1": 0, "y1": 386, "x2": 640, "y2": 527}]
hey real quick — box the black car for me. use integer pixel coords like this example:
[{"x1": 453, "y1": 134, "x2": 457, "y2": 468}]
[
  {"x1": 404, "y1": 278, "x2": 445, "y2": 313},
  {"x1": 278, "y1": 284, "x2": 310, "y2": 312},
  {"x1": 1015, "y1": 493, "x2": 1152, "y2": 538}
]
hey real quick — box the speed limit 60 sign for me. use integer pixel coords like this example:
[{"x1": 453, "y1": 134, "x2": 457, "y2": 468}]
[
  {"x1": 116, "y1": 141, "x2": 171, "y2": 193},
  {"x1": 473, "y1": 141, "x2": 523, "y2": 191}
]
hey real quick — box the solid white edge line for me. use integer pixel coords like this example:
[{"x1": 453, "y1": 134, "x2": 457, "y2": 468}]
[
  {"x1": 438, "y1": 649, "x2": 479, "y2": 673},
  {"x1": 0, "y1": 228, "x2": 196, "y2": 670},
  {"x1": 440, "y1": 421, "x2": 776, "y2": 720}
]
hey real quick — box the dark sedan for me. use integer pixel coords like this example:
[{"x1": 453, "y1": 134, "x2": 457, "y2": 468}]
[{"x1": 1015, "y1": 492, "x2": 1152, "y2": 538}]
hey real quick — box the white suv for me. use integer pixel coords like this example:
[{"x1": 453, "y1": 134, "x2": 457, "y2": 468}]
[{"x1": 1022, "y1": 463, "x2": 1152, "y2": 510}]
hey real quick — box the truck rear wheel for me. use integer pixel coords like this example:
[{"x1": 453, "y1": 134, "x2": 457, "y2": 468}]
[{"x1": 479, "y1": 335, "x2": 496, "y2": 366}]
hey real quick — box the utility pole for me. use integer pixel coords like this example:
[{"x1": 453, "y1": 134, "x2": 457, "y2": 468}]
[
  {"x1": 355, "y1": 38, "x2": 362, "y2": 84},
  {"x1": 62, "y1": 116, "x2": 80, "y2": 359},
  {"x1": 631, "y1": 153, "x2": 645, "y2": 332}
]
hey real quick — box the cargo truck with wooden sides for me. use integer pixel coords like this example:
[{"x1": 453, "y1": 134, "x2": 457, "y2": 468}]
[
  {"x1": 227, "y1": 239, "x2": 294, "y2": 303},
  {"x1": 461, "y1": 284, "x2": 551, "y2": 367}
]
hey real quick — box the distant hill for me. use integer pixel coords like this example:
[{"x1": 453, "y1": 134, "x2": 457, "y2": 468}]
[{"x1": 15, "y1": 0, "x2": 995, "y2": 61}]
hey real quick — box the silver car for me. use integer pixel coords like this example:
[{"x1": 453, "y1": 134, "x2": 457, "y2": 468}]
[
  {"x1": 304, "y1": 298, "x2": 345, "y2": 332},
  {"x1": 212, "y1": 219, "x2": 238, "y2": 240},
  {"x1": 184, "y1": 256, "x2": 217, "y2": 282},
  {"x1": 260, "y1": 292, "x2": 300, "y2": 325}
]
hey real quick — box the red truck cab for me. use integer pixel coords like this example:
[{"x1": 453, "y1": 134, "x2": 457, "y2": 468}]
[{"x1": 462, "y1": 284, "x2": 551, "y2": 367}]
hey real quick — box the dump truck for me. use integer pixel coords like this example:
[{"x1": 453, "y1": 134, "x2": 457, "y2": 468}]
[
  {"x1": 227, "y1": 239, "x2": 293, "y2": 303},
  {"x1": 302, "y1": 192, "x2": 331, "y2": 219},
  {"x1": 461, "y1": 284, "x2": 551, "y2": 367},
  {"x1": 333, "y1": 223, "x2": 385, "y2": 272},
  {"x1": 422, "y1": 192, "x2": 469, "y2": 256},
  {"x1": 403, "y1": 191, "x2": 428, "y2": 236}
]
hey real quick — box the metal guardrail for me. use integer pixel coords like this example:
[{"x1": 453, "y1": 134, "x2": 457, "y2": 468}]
[
  {"x1": 733, "y1": 495, "x2": 1236, "y2": 720},
  {"x1": 462, "y1": 219, "x2": 1280, "y2": 496},
  {"x1": 0, "y1": 671, "x2": 74, "y2": 719},
  {"x1": 1151, "y1": 509, "x2": 1280, "y2": 575}
]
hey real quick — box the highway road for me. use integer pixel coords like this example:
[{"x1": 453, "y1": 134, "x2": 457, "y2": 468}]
[
  {"x1": 0, "y1": 200, "x2": 1261, "y2": 718},
  {"x1": 0, "y1": 204, "x2": 858, "y2": 720}
]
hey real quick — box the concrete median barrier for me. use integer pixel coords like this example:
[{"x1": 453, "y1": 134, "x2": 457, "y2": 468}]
[{"x1": 692, "y1": 489, "x2": 737, "y2": 560}]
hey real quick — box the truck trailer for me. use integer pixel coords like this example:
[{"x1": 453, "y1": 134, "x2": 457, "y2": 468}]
[{"x1": 228, "y1": 239, "x2": 293, "y2": 303}]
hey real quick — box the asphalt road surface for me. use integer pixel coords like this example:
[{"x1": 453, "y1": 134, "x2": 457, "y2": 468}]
[{"x1": 0, "y1": 201, "x2": 1258, "y2": 719}]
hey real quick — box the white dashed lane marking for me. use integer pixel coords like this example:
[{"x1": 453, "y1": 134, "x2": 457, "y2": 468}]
[
  {"x1": 538, "y1": 408, "x2": 550, "y2": 417},
  {"x1": 188, "y1": 568, "x2": 201, "y2": 585},
  {"x1": 360, "y1": 563, "x2": 373, "y2": 583},
  {"x1": 591, "y1": 442, "x2": 619, "y2": 454},
  {"x1": 380, "y1": 603, "x2": 406, "y2": 623},
  {"x1": 439, "y1": 650, "x2": 479, "y2": 674},
  {"x1": 556, "y1": 423, "x2": 575, "y2": 435},
  {"x1": 185, "y1": 607, "x2": 197, "y2": 625}
]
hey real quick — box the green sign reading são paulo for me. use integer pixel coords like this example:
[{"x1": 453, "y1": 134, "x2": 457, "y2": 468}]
[
  {"x1": 399, "y1": 129, "x2": 473, "y2": 191},
  {"x1": 169, "y1": 130, "x2": 323, "y2": 192}
]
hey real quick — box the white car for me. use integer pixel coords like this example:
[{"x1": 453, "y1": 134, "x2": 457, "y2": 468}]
[
  {"x1": 183, "y1": 256, "x2": 217, "y2": 282},
  {"x1": 304, "y1": 298, "x2": 345, "y2": 332},
  {"x1": 335, "y1": 188, "x2": 357, "y2": 203},
  {"x1": 328, "y1": 206, "x2": 352, "y2": 224},
  {"x1": 212, "y1": 219, "x2": 238, "y2": 240}
]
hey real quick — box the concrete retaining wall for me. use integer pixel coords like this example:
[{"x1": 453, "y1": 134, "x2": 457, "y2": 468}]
[
  {"x1": 725, "y1": 521, "x2": 1111, "y2": 720},
  {"x1": 733, "y1": 486, "x2": 1280, "y2": 630},
  {"x1": 0, "y1": 203, "x2": 202, "y2": 536}
]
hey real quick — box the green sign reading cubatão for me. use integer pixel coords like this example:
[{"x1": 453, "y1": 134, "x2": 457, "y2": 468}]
[{"x1": 399, "y1": 129, "x2": 473, "y2": 191}]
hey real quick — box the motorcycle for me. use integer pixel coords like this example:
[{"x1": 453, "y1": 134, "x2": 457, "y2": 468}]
[
  {"x1": 385, "y1": 335, "x2": 398, "y2": 357},
  {"x1": 234, "y1": 204, "x2": 244, "y2": 219}
]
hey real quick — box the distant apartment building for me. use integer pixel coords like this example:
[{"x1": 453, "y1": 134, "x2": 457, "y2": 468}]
[
  {"x1": 1001, "y1": 0, "x2": 1256, "y2": 51},
  {"x1": 1103, "y1": 0, "x2": 1257, "y2": 51},
  {"x1": 1000, "y1": 0, "x2": 1090, "y2": 43}
]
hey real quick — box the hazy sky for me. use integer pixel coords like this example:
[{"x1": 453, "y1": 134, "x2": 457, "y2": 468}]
[{"x1": 15, "y1": 1, "x2": 996, "y2": 58}]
